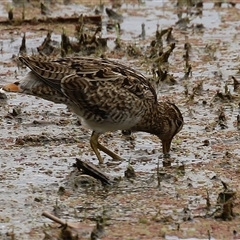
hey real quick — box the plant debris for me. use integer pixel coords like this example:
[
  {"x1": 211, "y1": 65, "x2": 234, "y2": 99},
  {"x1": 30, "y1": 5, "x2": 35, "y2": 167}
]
[
  {"x1": 74, "y1": 158, "x2": 111, "y2": 186},
  {"x1": 1, "y1": 1, "x2": 240, "y2": 239}
]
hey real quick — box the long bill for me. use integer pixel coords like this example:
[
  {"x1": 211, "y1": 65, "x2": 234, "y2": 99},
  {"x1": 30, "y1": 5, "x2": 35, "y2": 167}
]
[{"x1": 162, "y1": 138, "x2": 172, "y2": 155}]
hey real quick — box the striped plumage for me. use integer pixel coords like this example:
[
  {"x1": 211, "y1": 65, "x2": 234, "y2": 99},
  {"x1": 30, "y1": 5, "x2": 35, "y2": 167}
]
[{"x1": 3, "y1": 55, "x2": 183, "y2": 163}]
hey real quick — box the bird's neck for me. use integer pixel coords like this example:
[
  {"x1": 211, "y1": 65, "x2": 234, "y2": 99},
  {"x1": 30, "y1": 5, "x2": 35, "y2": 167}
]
[{"x1": 129, "y1": 102, "x2": 163, "y2": 135}]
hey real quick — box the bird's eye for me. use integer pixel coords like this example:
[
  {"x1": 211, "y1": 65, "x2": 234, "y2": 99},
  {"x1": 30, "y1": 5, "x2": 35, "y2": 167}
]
[{"x1": 176, "y1": 119, "x2": 183, "y2": 128}]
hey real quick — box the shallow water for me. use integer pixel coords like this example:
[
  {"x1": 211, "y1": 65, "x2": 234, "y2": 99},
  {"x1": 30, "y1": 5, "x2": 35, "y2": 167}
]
[{"x1": 0, "y1": 0, "x2": 240, "y2": 239}]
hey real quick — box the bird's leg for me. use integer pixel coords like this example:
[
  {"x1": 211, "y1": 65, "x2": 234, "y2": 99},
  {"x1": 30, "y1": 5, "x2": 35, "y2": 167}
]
[
  {"x1": 90, "y1": 131, "x2": 122, "y2": 164},
  {"x1": 98, "y1": 141, "x2": 122, "y2": 161},
  {"x1": 90, "y1": 131, "x2": 104, "y2": 164}
]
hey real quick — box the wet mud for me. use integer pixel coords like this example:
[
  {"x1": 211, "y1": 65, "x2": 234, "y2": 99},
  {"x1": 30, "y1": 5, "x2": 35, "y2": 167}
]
[{"x1": 0, "y1": 0, "x2": 240, "y2": 239}]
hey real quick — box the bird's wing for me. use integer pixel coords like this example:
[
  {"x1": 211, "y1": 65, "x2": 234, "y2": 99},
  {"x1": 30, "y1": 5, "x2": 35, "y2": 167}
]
[{"x1": 19, "y1": 56, "x2": 156, "y2": 123}]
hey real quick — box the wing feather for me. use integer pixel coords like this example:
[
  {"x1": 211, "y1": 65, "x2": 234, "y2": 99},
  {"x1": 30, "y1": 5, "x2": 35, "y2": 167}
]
[{"x1": 19, "y1": 55, "x2": 157, "y2": 123}]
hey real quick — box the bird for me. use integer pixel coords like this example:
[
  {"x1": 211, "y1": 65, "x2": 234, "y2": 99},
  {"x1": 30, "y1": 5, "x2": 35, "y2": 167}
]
[{"x1": 3, "y1": 55, "x2": 183, "y2": 164}]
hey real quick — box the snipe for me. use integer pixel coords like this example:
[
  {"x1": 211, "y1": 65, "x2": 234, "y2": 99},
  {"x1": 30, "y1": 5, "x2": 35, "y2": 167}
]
[{"x1": 3, "y1": 56, "x2": 183, "y2": 163}]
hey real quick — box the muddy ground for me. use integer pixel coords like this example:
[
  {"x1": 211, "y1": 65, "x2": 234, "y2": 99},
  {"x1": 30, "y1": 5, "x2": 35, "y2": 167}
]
[{"x1": 0, "y1": 0, "x2": 240, "y2": 239}]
